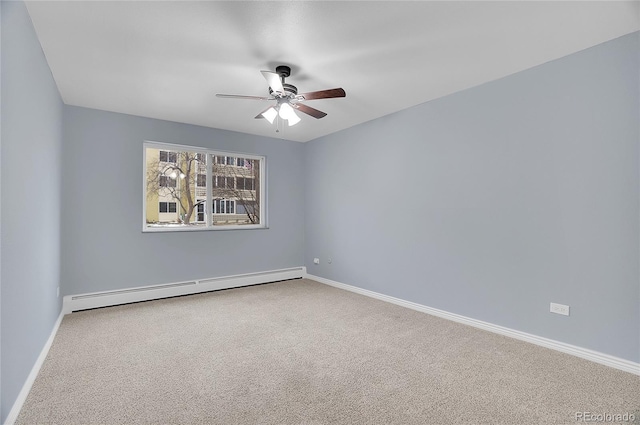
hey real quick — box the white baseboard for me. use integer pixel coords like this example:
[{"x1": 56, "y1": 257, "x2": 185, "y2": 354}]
[
  {"x1": 306, "y1": 273, "x2": 640, "y2": 376},
  {"x1": 63, "y1": 267, "x2": 305, "y2": 314},
  {"x1": 4, "y1": 311, "x2": 64, "y2": 425}
]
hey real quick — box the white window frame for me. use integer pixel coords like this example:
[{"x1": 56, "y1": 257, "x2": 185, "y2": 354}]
[{"x1": 143, "y1": 141, "x2": 267, "y2": 232}]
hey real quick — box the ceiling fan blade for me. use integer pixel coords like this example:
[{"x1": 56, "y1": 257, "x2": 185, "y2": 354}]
[
  {"x1": 216, "y1": 94, "x2": 273, "y2": 100},
  {"x1": 299, "y1": 88, "x2": 346, "y2": 101},
  {"x1": 261, "y1": 71, "x2": 285, "y2": 95},
  {"x1": 292, "y1": 103, "x2": 327, "y2": 119}
]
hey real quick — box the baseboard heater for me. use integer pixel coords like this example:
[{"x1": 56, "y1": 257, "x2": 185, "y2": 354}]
[{"x1": 63, "y1": 267, "x2": 305, "y2": 314}]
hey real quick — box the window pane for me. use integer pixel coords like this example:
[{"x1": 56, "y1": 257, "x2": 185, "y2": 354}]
[
  {"x1": 210, "y1": 153, "x2": 261, "y2": 226},
  {"x1": 145, "y1": 147, "x2": 207, "y2": 228}
]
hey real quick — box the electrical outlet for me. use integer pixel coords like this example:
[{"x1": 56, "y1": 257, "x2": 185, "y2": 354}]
[
  {"x1": 313, "y1": 258, "x2": 320, "y2": 265},
  {"x1": 327, "y1": 258, "x2": 332, "y2": 264},
  {"x1": 550, "y1": 302, "x2": 570, "y2": 316}
]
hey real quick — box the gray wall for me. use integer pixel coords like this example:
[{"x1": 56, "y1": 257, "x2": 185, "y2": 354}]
[
  {"x1": 305, "y1": 32, "x2": 639, "y2": 362},
  {"x1": 61, "y1": 106, "x2": 305, "y2": 296},
  {"x1": 1, "y1": 1, "x2": 64, "y2": 421}
]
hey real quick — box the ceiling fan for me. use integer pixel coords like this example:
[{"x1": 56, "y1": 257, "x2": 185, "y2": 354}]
[{"x1": 216, "y1": 65, "x2": 346, "y2": 127}]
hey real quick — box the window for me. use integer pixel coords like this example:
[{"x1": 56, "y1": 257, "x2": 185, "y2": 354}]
[
  {"x1": 213, "y1": 199, "x2": 235, "y2": 214},
  {"x1": 159, "y1": 150, "x2": 177, "y2": 163},
  {"x1": 159, "y1": 175, "x2": 177, "y2": 188},
  {"x1": 144, "y1": 143, "x2": 265, "y2": 231},
  {"x1": 159, "y1": 202, "x2": 177, "y2": 213},
  {"x1": 213, "y1": 155, "x2": 239, "y2": 166},
  {"x1": 213, "y1": 176, "x2": 234, "y2": 189},
  {"x1": 196, "y1": 202, "x2": 205, "y2": 222},
  {"x1": 236, "y1": 200, "x2": 256, "y2": 215},
  {"x1": 236, "y1": 177, "x2": 255, "y2": 191}
]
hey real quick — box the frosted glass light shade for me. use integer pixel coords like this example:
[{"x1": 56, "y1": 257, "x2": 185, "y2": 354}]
[
  {"x1": 279, "y1": 102, "x2": 294, "y2": 119},
  {"x1": 287, "y1": 111, "x2": 301, "y2": 126},
  {"x1": 261, "y1": 107, "x2": 277, "y2": 124}
]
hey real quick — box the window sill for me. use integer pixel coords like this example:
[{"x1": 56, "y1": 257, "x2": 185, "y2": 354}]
[{"x1": 143, "y1": 224, "x2": 268, "y2": 233}]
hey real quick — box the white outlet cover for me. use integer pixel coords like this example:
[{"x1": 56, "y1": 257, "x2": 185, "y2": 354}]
[{"x1": 550, "y1": 302, "x2": 570, "y2": 316}]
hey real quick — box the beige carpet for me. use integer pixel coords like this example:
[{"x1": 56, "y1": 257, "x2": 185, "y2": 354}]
[{"x1": 16, "y1": 279, "x2": 640, "y2": 424}]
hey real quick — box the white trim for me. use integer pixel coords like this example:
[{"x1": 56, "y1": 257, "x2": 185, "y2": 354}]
[
  {"x1": 305, "y1": 273, "x2": 640, "y2": 376},
  {"x1": 3, "y1": 312, "x2": 64, "y2": 425},
  {"x1": 63, "y1": 267, "x2": 305, "y2": 314},
  {"x1": 205, "y1": 152, "x2": 212, "y2": 227}
]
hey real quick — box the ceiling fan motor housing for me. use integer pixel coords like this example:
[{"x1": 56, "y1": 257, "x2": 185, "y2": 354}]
[
  {"x1": 268, "y1": 65, "x2": 296, "y2": 97},
  {"x1": 269, "y1": 83, "x2": 298, "y2": 97}
]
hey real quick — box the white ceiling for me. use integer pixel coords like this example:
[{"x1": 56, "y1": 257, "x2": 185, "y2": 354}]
[{"x1": 25, "y1": 1, "x2": 639, "y2": 143}]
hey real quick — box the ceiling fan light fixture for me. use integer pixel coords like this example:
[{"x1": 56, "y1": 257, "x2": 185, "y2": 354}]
[
  {"x1": 261, "y1": 107, "x2": 278, "y2": 124},
  {"x1": 278, "y1": 102, "x2": 294, "y2": 120},
  {"x1": 277, "y1": 102, "x2": 300, "y2": 126},
  {"x1": 287, "y1": 110, "x2": 301, "y2": 126}
]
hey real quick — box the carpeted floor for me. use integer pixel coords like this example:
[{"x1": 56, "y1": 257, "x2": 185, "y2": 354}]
[{"x1": 16, "y1": 279, "x2": 640, "y2": 424}]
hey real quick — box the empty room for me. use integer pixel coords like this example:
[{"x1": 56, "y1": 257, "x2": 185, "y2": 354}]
[{"x1": 1, "y1": 1, "x2": 639, "y2": 424}]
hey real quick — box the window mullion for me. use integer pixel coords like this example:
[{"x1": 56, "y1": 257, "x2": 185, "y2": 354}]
[{"x1": 206, "y1": 153, "x2": 212, "y2": 227}]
